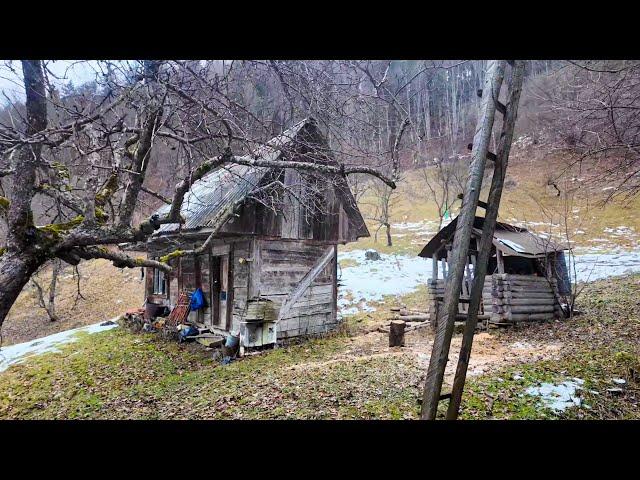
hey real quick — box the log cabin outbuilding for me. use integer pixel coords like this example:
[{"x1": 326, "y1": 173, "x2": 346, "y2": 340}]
[
  {"x1": 141, "y1": 118, "x2": 369, "y2": 348},
  {"x1": 418, "y1": 216, "x2": 571, "y2": 327}
]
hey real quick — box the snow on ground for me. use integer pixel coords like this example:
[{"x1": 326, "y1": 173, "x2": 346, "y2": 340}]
[
  {"x1": 0, "y1": 319, "x2": 119, "y2": 373},
  {"x1": 391, "y1": 220, "x2": 441, "y2": 237},
  {"x1": 524, "y1": 378, "x2": 585, "y2": 412},
  {"x1": 337, "y1": 249, "x2": 431, "y2": 315},
  {"x1": 337, "y1": 247, "x2": 640, "y2": 316},
  {"x1": 571, "y1": 251, "x2": 640, "y2": 282}
]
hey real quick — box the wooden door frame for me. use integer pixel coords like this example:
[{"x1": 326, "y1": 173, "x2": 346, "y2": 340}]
[
  {"x1": 209, "y1": 254, "x2": 221, "y2": 327},
  {"x1": 226, "y1": 243, "x2": 235, "y2": 331}
]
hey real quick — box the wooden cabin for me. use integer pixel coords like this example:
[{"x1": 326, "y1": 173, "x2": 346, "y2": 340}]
[
  {"x1": 418, "y1": 216, "x2": 570, "y2": 327},
  {"x1": 141, "y1": 118, "x2": 369, "y2": 347}
]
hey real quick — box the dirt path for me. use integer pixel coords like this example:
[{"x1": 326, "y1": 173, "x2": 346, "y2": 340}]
[{"x1": 288, "y1": 327, "x2": 563, "y2": 385}]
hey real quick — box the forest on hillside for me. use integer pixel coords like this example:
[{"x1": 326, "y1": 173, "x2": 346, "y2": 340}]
[{"x1": 2, "y1": 60, "x2": 637, "y2": 234}]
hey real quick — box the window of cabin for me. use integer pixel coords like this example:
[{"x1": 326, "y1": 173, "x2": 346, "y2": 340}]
[{"x1": 153, "y1": 265, "x2": 167, "y2": 295}]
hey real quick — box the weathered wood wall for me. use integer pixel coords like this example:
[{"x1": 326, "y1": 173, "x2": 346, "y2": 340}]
[
  {"x1": 214, "y1": 168, "x2": 364, "y2": 244},
  {"x1": 247, "y1": 238, "x2": 338, "y2": 339},
  {"x1": 428, "y1": 272, "x2": 562, "y2": 326},
  {"x1": 146, "y1": 235, "x2": 339, "y2": 339}
]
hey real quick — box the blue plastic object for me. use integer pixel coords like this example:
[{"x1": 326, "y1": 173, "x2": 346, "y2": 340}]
[{"x1": 190, "y1": 288, "x2": 205, "y2": 311}]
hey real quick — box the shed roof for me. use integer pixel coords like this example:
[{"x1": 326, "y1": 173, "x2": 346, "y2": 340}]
[
  {"x1": 151, "y1": 118, "x2": 367, "y2": 238},
  {"x1": 418, "y1": 216, "x2": 566, "y2": 259}
]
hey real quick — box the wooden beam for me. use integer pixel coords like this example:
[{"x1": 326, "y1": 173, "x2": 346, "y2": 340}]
[
  {"x1": 248, "y1": 238, "x2": 262, "y2": 299},
  {"x1": 446, "y1": 60, "x2": 526, "y2": 420},
  {"x1": 432, "y1": 252, "x2": 439, "y2": 284},
  {"x1": 421, "y1": 60, "x2": 507, "y2": 420},
  {"x1": 277, "y1": 246, "x2": 334, "y2": 322},
  {"x1": 496, "y1": 249, "x2": 505, "y2": 274}
]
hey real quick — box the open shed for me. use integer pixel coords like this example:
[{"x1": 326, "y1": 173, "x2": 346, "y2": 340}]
[
  {"x1": 140, "y1": 118, "x2": 369, "y2": 348},
  {"x1": 418, "y1": 216, "x2": 570, "y2": 326}
]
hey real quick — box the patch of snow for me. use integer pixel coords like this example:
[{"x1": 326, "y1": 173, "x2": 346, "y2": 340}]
[
  {"x1": 571, "y1": 251, "x2": 640, "y2": 282},
  {"x1": 612, "y1": 378, "x2": 627, "y2": 385},
  {"x1": 337, "y1": 249, "x2": 431, "y2": 314},
  {"x1": 391, "y1": 220, "x2": 438, "y2": 237},
  {"x1": 0, "y1": 318, "x2": 119, "y2": 373},
  {"x1": 525, "y1": 378, "x2": 585, "y2": 412}
]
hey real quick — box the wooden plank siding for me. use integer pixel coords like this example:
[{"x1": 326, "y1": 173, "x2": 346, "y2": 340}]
[{"x1": 249, "y1": 239, "x2": 338, "y2": 339}]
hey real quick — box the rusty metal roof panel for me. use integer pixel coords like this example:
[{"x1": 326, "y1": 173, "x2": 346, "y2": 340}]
[{"x1": 418, "y1": 216, "x2": 566, "y2": 258}]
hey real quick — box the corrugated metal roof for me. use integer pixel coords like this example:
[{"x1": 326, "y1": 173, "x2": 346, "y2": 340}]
[
  {"x1": 151, "y1": 118, "x2": 331, "y2": 236},
  {"x1": 484, "y1": 228, "x2": 565, "y2": 257},
  {"x1": 418, "y1": 216, "x2": 566, "y2": 259},
  {"x1": 154, "y1": 163, "x2": 267, "y2": 234}
]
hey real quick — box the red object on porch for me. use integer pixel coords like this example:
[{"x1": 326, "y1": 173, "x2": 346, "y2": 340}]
[{"x1": 166, "y1": 291, "x2": 191, "y2": 328}]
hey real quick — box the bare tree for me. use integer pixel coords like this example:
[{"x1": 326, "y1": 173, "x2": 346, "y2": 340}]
[
  {"x1": 31, "y1": 259, "x2": 62, "y2": 322},
  {"x1": 538, "y1": 60, "x2": 640, "y2": 201},
  {"x1": 417, "y1": 148, "x2": 466, "y2": 230},
  {"x1": 0, "y1": 60, "x2": 398, "y2": 329}
]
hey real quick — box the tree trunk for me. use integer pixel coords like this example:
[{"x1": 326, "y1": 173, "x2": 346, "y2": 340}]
[
  {"x1": 0, "y1": 251, "x2": 43, "y2": 325},
  {"x1": 385, "y1": 222, "x2": 392, "y2": 247}
]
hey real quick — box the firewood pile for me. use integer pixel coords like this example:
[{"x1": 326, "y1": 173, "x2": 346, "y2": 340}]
[{"x1": 376, "y1": 306, "x2": 431, "y2": 335}]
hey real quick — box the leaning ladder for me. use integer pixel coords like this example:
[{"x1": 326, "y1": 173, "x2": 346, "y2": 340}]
[{"x1": 420, "y1": 60, "x2": 526, "y2": 420}]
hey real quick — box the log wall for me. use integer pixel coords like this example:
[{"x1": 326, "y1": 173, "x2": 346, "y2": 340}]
[{"x1": 484, "y1": 273, "x2": 561, "y2": 324}]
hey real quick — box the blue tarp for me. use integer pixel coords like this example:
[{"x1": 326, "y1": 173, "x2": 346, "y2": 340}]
[{"x1": 190, "y1": 288, "x2": 205, "y2": 311}]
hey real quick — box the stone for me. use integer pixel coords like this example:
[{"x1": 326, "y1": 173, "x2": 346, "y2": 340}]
[{"x1": 365, "y1": 249, "x2": 381, "y2": 261}]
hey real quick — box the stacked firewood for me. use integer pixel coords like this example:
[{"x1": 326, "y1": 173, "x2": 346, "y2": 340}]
[{"x1": 376, "y1": 306, "x2": 431, "y2": 342}]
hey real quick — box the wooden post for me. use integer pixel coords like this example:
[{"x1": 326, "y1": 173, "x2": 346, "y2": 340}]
[
  {"x1": 446, "y1": 60, "x2": 525, "y2": 420},
  {"x1": 389, "y1": 320, "x2": 406, "y2": 347},
  {"x1": 496, "y1": 249, "x2": 505, "y2": 274},
  {"x1": 421, "y1": 60, "x2": 507, "y2": 420},
  {"x1": 432, "y1": 252, "x2": 439, "y2": 284}
]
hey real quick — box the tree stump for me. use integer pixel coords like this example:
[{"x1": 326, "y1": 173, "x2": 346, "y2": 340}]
[{"x1": 389, "y1": 320, "x2": 406, "y2": 347}]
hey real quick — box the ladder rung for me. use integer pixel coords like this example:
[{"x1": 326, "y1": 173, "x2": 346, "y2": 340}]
[
  {"x1": 439, "y1": 392, "x2": 452, "y2": 401},
  {"x1": 466, "y1": 143, "x2": 497, "y2": 162},
  {"x1": 456, "y1": 193, "x2": 489, "y2": 210}
]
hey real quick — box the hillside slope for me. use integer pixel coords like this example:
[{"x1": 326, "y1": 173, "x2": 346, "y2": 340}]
[{"x1": 2, "y1": 142, "x2": 639, "y2": 346}]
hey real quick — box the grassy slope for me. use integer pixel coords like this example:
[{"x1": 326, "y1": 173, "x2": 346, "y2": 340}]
[
  {"x1": 2, "y1": 260, "x2": 144, "y2": 346},
  {"x1": 1, "y1": 274, "x2": 638, "y2": 420}
]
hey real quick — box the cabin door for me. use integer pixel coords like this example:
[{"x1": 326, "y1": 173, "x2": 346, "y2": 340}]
[{"x1": 209, "y1": 255, "x2": 230, "y2": 329}]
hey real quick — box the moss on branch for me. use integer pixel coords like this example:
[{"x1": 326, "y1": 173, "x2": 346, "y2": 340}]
[
  {"x1": 95, "y1": 173, "x2": 119, "y2": 207},
  {"x1": 0, "y1": 196, "x2": 9, "y2": 211},
  {"x1": 159, "y1": 249, "x2": 185, "y2": 263}
]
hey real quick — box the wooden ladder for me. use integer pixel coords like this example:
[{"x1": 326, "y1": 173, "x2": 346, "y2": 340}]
[{"x1": 420, "y1": 60, "x2": 526, "y2": 420}]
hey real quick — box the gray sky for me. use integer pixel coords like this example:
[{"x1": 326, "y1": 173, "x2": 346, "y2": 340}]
[{"x1": 0, "y1": 60, "x2": 103, "y2": 105}]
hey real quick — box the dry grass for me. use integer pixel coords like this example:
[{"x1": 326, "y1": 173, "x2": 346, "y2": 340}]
[
  {"x1": 1, "y1": 259, "x2": 144, "y2": 346},
  {"x1": 0, "y1": 274, "x2": 637, "y2": 419}
]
